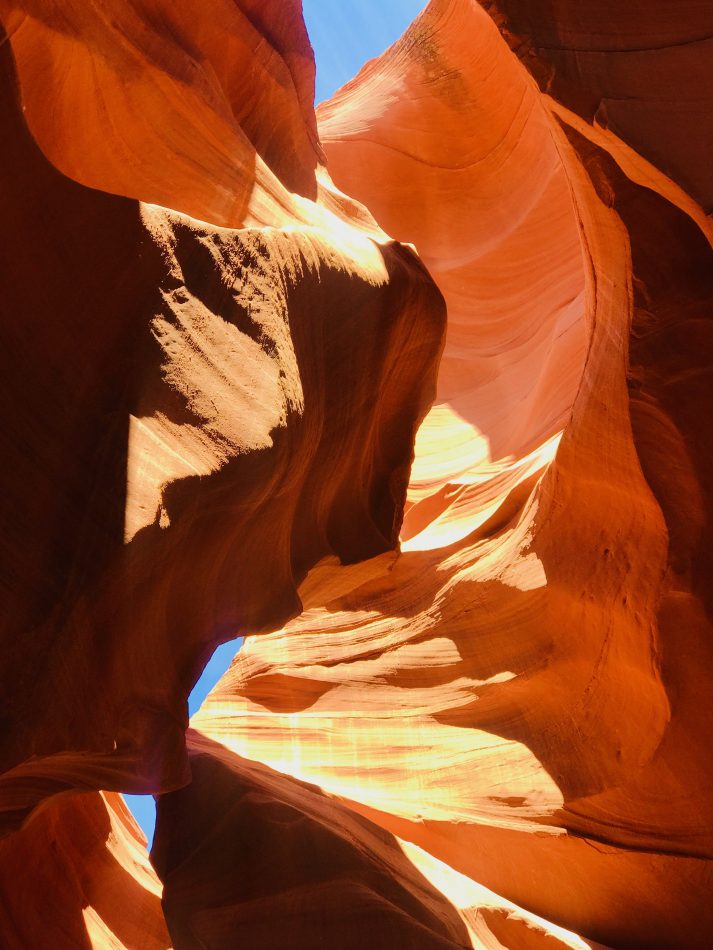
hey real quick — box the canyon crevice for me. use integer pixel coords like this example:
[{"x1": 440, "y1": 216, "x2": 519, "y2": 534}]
[{"x1": 1, "y1": 1, "x2": 712, "y2": 948}]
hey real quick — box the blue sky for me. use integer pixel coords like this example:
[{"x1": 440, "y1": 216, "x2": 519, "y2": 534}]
[
  {"x1": 303, "y1": 0, "x2": 426, "y2": 103},
  {"x1": 124, "y1": 0, "x2": 426, "y2": 848},
  {"x1": 123, "y1": 639, "x2": 241, "y2": 846}
]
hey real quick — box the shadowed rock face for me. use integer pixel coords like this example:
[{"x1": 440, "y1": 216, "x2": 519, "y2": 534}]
[
  {"x1": 153, "y1": 731, "x2": 594, "y2": 950},
  {"x1": 485, "y1": 0, "x2": 713, "y2": 211},
  {"x1": 1, "y1": 1, "x2": 712, "y2": 948},
  {"x1": 0, "y1": 792, "x2": 171, "y2": 950},
  {"x1": 0, "y1": 15, "x2": 445, "y2": 831}
]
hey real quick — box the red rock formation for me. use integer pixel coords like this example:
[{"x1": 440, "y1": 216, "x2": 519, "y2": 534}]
[
  {"x1": 1, "y1": 0, "x2": 712, "y2": 947},
  {"x1": 486, "y1": 0, "x2": 713, "y2": 210},
  {"x1": 153, "y1": 730, "x2": 593, "y2": 949},
  {"x1": 192, "y1": 2, "x2": 713, "y2": 947},
  {"x1": 0, "y1": 793, "x2": 169, "y2": 949},
  {"x1": 0, "y1": 5, "x2": 444, "y2": 834},
  {"x1": 0, "y1": 0, "x2": 321, "y2": 218},
  {"x1": 319, "y1": 0, "x2": 588, "y2": 549}
]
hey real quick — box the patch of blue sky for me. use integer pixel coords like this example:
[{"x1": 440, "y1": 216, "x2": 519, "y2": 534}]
[
  {"x1": 123, "y1": 0, "x2": 426, "y2": 850},
  {"x1": 124, "y1": 638, "x2": 242, "y2": 846},
  {"x1": 303, "y1": 0, "x2": 426, "y2": 103}
]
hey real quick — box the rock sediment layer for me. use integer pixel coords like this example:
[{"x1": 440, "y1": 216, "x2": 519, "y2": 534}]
[{"x1": 1, "y1": 0, "x2": 712, "y2": 947}]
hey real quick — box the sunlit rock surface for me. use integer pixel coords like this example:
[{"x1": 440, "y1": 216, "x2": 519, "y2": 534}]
[
  {"x1": 154, "y1": 730, "x2": 594, "y2": 949},
  {"x1": 0, "y1": 0, "x2": 444, "y2": 837},
  {"x1": 0, "y1": 793, "x2": 169, "y2": 949},
  {"x1": 1, "y1": 0, "x2": 712, "y2": 947}
]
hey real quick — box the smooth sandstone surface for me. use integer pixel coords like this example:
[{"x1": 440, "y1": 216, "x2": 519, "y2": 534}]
[
  {"x1": 0, "y1": 4, "x2": 445, "y2": 830},
  {"x1": 196, "y1": 2, "x2": 713, "y2": 947},
  {"x1": 485, "y1": 0, "x2": 713, "y2": 211},
  {"x1": 154, "y1": 730, "x2": 595, "y2": 950},
  {"x1": 1, "y1": 0, "x2": 712, "y2": 948},
  {"x1": 0, "y1": 792, "x2": 169, "y2": 949}
]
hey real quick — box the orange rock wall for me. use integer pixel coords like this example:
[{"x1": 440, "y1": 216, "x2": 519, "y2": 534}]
[
  {"x1": 194, "y1": 2, "x2": 713, "y2": 946},
  {"x1": 1, "y1": 0, "x2": 712, "y2": 948},
  {"x1": 486, "y1": 0, "x2": 713, "y2": 210},
  {"x1": 0, "y1": 6, "x2": 444, "y2": 830},
  {"x1": 0, "y1": 793, "x2": 169, "y2": 949}
]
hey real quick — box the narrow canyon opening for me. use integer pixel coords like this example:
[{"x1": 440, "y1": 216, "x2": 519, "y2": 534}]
[{"x1": 2, "y1": 1, "x2": 712, "y2": 948}]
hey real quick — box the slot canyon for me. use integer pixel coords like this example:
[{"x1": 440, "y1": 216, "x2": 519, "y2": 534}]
[{"x1": 1, "y1": 1, "x2": 712, "y2": 947}]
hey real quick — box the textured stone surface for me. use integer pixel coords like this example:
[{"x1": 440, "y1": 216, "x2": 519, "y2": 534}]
[
  {"x1": 486, "y1": 0, "x2": 713, "y2": 210},
  {"x1": 0, "y1": 793, "x2": 169, "y2": 949},
  {"x1": 154, "y1": 731, "x2": 592, "y2": 950},
  {"x1": 195, "y1": 2, "x2": 713, "y2": 947},
  {"x1": 0, "y1": 8, "x2": 444, "y2": 833},
  {"x1": 1, "y1": 0, "x2": 712, "y2": 947}
]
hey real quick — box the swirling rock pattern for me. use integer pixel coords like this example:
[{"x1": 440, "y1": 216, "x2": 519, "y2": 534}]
[
  {"x1": 0, "y1": 792, "x2": 170, "y2": 949},
  {"x1": 0, "y1": 4, "x2": 444, "y2": 831},
  {"x1": 1, "y1": 0, "x2": 712, "y2": 948}
]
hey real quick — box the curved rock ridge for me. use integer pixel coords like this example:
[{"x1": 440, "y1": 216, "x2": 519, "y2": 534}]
[
  {"x1": 0, "y1": 18, "x2": 445, "y2": 838},
  {"x1": 0, "y1": 792, "x2": 169, "y2": 949},
  {"x1": 0, "y1": 0, "x2": 321, "y2": 219},
  {"x1": 0, "y1": 0, "x2": 393, "y2": 235},
  {"x1": 192, "y1": 1, "x2": 713, "y2": 947},
  {"x1": 153, "y1": 730, "x2": 594, "y2": 950},
  {"x1": 1, "y1": 0, "x2": 712, "y2": 948},
  {"x1": 319, "y1": 0, "x2": 588, "y2": 552},
  {"x1": 483, "y1": 0, "x2": 713, "y2": 211}
]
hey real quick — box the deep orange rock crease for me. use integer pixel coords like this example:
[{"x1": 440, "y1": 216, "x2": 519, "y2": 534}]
[{"x1": 0, "y1": 1, "x2": 712, "y2": 947}]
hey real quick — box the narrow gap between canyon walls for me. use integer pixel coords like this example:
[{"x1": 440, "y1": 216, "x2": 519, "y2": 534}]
[{"x1": 122, "y1": 0, "x2": 429, "y2": 850}]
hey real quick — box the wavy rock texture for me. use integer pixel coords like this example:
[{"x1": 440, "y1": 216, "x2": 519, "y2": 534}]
[
  {"x1": 1, "y1": 0, "x2": 712, "y2": 948},
  {"x1": 485, "y1": 0, "x2": 713, "y2": 210},
  {"x1": 0, "y1": 793, "x2": 169, "y2": 949},
  {"x1": 0, "y1": 4, "x2": 444, "y2": 831},
  {"x1": 193, "y1": 2, "x2": 713, "y2": 948},
  {"x1": 0, "y1": 0, "x2": 320, "y2": 218}
]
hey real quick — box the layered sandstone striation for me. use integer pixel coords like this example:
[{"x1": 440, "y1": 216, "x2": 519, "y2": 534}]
[
  {"x1": 1, "y1": 0, "x2": 712, "y2": 948},
  {"x1": 154, "y1": 730, "x2": 594, "y2": 949},
  {"x1": 0, "y1": 792, "x2": 169, "y2": 949},
  {"x1": 0, "y1": 2, "x2": 444, "y2": 839}
]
